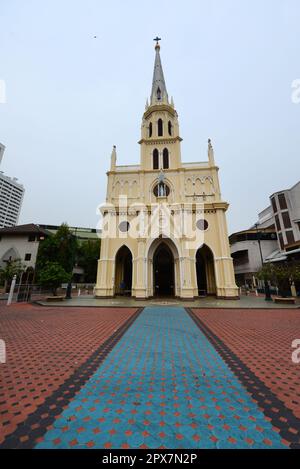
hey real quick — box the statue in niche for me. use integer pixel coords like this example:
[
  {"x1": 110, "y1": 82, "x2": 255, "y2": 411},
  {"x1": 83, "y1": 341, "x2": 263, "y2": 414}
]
[{"x1": 158, "y1": 170, "x2": 166, "y2": 196}]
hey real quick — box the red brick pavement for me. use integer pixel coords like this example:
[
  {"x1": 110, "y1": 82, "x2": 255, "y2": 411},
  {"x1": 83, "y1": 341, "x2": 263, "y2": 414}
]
[
  {"x1": 192, "y1": 308, "x2": 300, "y2": 420},
  {"x1": 0, "y1": 303, "x2": 138, "y2": 443}
]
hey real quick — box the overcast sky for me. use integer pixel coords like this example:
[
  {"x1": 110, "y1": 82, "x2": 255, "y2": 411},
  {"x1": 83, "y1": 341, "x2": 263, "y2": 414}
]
[{"x1": 0, "y1": 0, "x2": 299, "y2": 234}]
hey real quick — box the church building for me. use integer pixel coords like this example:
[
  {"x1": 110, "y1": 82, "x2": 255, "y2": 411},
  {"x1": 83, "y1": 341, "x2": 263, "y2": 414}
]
[{"x1": 95, "y1": 40, "x2": 238, "y2": 300}]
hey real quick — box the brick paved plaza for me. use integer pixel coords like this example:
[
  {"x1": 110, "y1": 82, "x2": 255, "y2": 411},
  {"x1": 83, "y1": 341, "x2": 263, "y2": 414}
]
[{"x1": 0, "y1": 303, "x2": 299, "y2": 449}]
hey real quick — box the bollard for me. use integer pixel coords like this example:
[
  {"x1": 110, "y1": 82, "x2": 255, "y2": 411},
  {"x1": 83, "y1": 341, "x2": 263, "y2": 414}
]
[{"x1": 7, "y1": 274, "x2": 17, "y2": 306}]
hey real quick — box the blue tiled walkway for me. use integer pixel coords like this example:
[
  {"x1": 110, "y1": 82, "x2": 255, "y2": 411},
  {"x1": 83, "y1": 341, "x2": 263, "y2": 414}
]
[{"x1": 36, "y1": 307, "x2": 285, "y2": 449}]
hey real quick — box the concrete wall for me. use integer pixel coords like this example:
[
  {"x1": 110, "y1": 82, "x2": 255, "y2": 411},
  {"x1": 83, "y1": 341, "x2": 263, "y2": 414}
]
[
  {"x1": 231, "y1": 239, "x2": 278, "y2": 275},
  {"x1": 0, "y1": 234, "x2": 40, "y2": 268}
]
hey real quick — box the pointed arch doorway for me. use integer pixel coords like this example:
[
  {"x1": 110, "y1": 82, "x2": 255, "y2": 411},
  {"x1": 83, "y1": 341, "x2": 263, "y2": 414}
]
[
  {"x1": 196, "y1": 245, "x2": 216, "y2": 296},
  {"x1": 147, "y1": 238, "x2": 181, "y2": 297},
  {"x1": 153, "y1": 243, "x2": 175, "y2": 296},
  {"x1": 114, "y1": 245, "x2": 132, "y2": 296}
]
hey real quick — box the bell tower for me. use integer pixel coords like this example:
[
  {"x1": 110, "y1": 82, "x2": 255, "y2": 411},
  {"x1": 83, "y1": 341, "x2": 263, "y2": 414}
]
[{"x1": 139, "y1": 38, "x2": 182, "y2": 172}]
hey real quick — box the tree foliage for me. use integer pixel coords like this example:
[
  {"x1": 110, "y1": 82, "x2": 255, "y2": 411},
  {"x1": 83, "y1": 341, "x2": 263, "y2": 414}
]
[
  {"x1": 38, "y1": 262, "x2": 71, "y2": 295},
  {"x1": 77, "y1": 239, "x2": 101, "y2": 283},
  {"x1": 257, "y1": 262, "x2": 300, "y2": 297},
  {"x1": 36, "y1": 223, "x2": 78, "y2": 275},
  {"x1": 0, "y1": 258, "x2": 25, "y2": 291}
]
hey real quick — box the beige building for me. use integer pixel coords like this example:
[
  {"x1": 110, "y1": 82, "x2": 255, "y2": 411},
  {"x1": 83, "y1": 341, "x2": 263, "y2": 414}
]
[{"x1": 95, "y1": 40, "x2": 238, "y2": 300}]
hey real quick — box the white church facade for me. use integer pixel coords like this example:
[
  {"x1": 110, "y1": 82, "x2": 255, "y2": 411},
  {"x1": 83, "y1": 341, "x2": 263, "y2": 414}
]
[{"x1": 95, "y1": 40, "x2": 238, "y2": 300}]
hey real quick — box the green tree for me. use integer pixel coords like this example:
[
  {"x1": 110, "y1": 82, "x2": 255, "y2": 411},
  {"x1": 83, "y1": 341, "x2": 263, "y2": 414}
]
[
  {"x1": 0, "y1": 259, "x2": 25, "y2": 292},
  {"x1": 272, "y1": 264, "x2": 292, "y2": 297},
  {"x1": 36, "y1": 223, "x2": 78, "y2": 274},
  {"x1": 256, "y1": 263, "x2": 275, "y2": 282},
  {"x1": 291, "y1": 265, "x2": 300, "y2": 283},
  {"x1": 77, "y1": 239, "x2": 101, "y2": 283},
  {"x1": 38, "y1": 262, "x2": 71, "y2": 295}
]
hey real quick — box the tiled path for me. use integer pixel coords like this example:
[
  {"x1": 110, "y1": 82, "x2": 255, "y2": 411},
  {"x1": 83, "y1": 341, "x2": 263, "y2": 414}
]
[
  {"x1": 192, "y1": 308, "x2": 300, "y2": 424},
  {"x1": 0, "y1": 304, "x2": 138, "y2": 444},
  {"x1": 1, "y1": 305, "x2": 299, "y2": 448}
]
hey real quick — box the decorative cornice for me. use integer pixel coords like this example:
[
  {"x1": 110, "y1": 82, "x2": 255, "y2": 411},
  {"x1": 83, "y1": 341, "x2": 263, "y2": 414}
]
[
  {"x1": 138, "y1": 136, "x2": 182, "y2": 145},
  {"x1": 143, "y1": 104, "x2": 176, "y2": 119}
]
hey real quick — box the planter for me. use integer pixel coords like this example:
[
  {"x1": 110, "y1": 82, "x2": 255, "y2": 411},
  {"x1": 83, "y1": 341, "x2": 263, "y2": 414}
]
[
  {"x1": 46, "y1": 296, "x2": 64, "y2": 302},
  {"x1": 274, "y1": 297, "x2": 295, "y2": 305}
]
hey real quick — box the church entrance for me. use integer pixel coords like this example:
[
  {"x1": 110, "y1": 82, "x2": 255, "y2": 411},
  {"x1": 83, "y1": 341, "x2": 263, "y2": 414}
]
[
  {"x1": 153, "y1": 242, "x2": 175, "y2": 296},
  {"x1": 114, "y1": 245, "x2": 132, "y2": 296},
  {"x1": 196, "y1": 245, "x2": 216, "y2": 296}
]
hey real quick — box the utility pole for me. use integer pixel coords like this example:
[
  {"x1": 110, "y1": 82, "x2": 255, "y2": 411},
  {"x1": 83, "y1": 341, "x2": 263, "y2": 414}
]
[{"x1": 254, "y1": 224, "x2": 272, "y2": 301}]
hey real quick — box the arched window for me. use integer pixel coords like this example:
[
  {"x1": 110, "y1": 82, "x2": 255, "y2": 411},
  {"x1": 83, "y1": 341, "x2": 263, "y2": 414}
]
[
  {"x1": 158, "y1": 119, "x2": 163, "y2": 137},
  {"x1": 168, "y1": 121, "x2": 172, "y2": 136},
  {"x1": 153, "y1": 183, "x2": 170, "y2": 197},
  {"x1": 153, "y1": 149, "x2": 159, "y2": 169},
  {"x1": 163, "y1": 148, "x2": 169, "y2": 169},
  {"x1": 149, "y1": 122, "x2": 152, "y2": 137}
]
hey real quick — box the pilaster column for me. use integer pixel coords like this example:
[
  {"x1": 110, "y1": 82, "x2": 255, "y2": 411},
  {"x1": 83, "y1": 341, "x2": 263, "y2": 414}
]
[{"x1": 134, "y1": 238, "x2": 147, "y2": 298}]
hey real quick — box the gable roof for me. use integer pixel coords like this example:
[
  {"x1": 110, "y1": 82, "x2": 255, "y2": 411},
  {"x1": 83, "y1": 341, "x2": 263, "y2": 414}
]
[{"x1": 0, "y1": 223, "x2": 49, "y2": 236}]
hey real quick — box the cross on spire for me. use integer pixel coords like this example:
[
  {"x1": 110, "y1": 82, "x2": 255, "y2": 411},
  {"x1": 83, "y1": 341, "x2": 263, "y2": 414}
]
[{"x1": 150, "y1": 37, "x2": 168, "y2": 104}]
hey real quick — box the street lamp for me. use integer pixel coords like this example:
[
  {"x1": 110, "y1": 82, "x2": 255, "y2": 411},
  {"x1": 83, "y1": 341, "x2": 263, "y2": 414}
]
[
  {"x1": 254, "y1": 223, "x2": 272, "y2": 301},
  {"x1": 63, "y1": 228, "x2": 77, "y2": 300}
]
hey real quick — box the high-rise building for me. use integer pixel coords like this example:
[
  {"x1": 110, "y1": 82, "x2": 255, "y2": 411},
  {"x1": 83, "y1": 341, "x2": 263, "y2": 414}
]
[
  {"x1": 0, "y1": 144, "x2": 25, "y2": 228},
  {"x1": 0, "y1": 143, "x2": 5, "y2": 165},
  {"x1": 270, "y1": 181, "x2": 300, "y2": 252}
]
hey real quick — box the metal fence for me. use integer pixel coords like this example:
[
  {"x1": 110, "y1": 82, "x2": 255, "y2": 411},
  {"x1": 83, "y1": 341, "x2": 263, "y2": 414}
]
[
  {"x1": 13, "y1": 284, "x2": 53, "y2": 302},
  {"x1": 1, "y1": 282, "x2": 96, "y2": 304}
]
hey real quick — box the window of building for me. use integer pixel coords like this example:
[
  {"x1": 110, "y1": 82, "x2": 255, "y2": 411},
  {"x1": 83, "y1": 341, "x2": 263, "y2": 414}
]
[
  {"x1": 119, "y1": 221, "x2": 130, "y2": 232},
  {"x1": 282, "y1": 211, "x2": 292, "y2": 229},
  {"x1": 278, "y1": 232, "x2": 284, "y2": 250},
  {"x1": 168, "y1": 121, "x2": 172, "y2": 136},
  {"x1": 158, "y1": 119, "x2": 163, "y2": 137},
  {"x1": 271, "y1": 196, "x2": 277, "y2": 213},
  {"x1": 156, "y1": 87, "x2": 161, "y2": 100},
  {"x1": 149, "y1": 122, "x2": 152, "y2": 138},
  {"x1": 163, "y1": 148, "x2": 169, "y2": 169},
  {"x1": 278, "y1": 193, "x2": 287, "y2": 210},
  {"x1": 153, "y1": 149, "x2": 159, "y2": 169},
  {"x1": 275, "y1": 214, "x2": 281, "y2": 231},
  {"x1": 153, "y1": 183, "x2": 170, "y2": 197},
  {"x1": 196, "y1": 219, "x2": 208, "y2": 231},
  {"x1": 28, "y1": 235, "x2": 36, "y2": 242},
  {"x1": 25, "y1": 253, "x2": 31, "y2": 261},
  {"x1": 285, "y1": 230, "x2": 295, "y2": 245}
]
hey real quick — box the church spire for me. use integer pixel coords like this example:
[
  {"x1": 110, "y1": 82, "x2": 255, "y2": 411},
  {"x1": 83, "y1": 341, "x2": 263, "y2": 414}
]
[{"x1": 150, "y1": 37, "x2": 169, "y2": 105}]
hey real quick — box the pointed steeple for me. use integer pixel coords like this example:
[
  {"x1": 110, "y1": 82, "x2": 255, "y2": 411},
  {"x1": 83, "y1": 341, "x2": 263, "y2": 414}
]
[{"x1": 150, "y1": 38, "x2": 168, "y2": 105}]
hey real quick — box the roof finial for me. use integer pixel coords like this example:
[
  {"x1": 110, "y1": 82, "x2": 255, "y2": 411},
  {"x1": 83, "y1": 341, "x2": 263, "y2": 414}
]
[
  {"x1": 153, "y1": 36, "x2": 161, "y2": 50},
  {"x1": 110, "y1": 145, "x2": 117, "y2": 171},
  {"x1": 208, "y1": 138, "x2": 215, "y2": 166}
]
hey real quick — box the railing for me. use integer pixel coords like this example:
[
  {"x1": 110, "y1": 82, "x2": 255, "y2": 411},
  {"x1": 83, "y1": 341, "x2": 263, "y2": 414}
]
[{"x1": 2, "y1": 282, "x2": 96, "y2": 304}]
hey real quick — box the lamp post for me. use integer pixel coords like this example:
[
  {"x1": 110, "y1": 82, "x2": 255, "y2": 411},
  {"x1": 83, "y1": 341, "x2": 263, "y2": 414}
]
[
  {"x1": 64, "y1": 228, "x2": 77, "y2": 300},
  {"x1": 254, "y1": 223, "x2": 272, "y2": 301}
]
